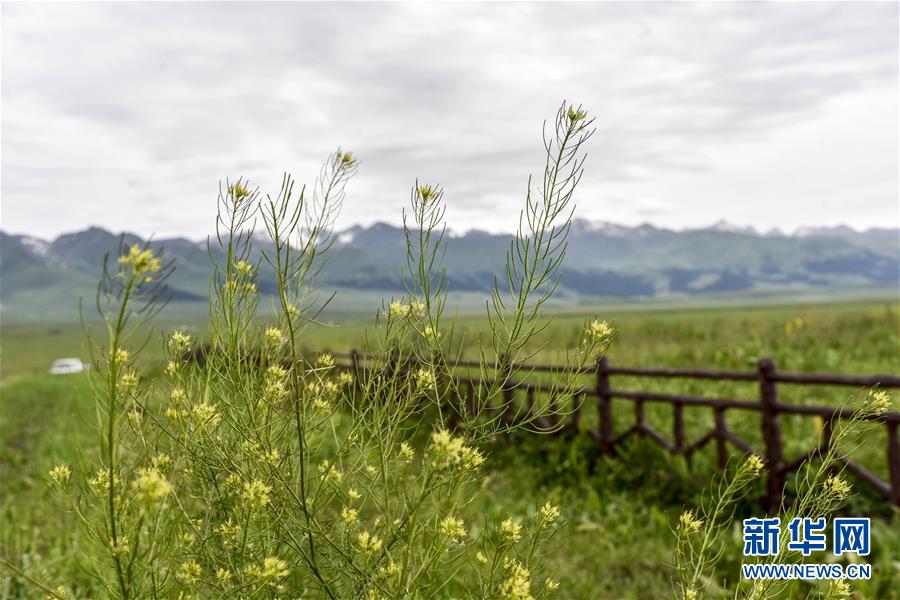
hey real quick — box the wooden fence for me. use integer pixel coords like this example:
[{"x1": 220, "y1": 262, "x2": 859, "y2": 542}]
[{"x1": 332, "y1": 350, "x2": 900, "y2": 510}]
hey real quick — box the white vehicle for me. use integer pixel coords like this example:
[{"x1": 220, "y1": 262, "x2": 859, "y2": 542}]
[{"x1": 49, "y1": 358, "x2": 87, "y2": 375}]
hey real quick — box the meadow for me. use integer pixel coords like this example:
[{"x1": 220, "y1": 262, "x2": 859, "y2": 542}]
[{"x1": 2, "y1": 299, "x2": 898, "y2": 598}]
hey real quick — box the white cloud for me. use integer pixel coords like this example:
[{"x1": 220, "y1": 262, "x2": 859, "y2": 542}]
[{"x1": 1, "y1": 2, "x2": 896, "y2": 239}]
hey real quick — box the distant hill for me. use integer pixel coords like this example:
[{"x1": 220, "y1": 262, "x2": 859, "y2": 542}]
[{"x1": 1, "y1": 221, "x2": 898, "y2": 322}]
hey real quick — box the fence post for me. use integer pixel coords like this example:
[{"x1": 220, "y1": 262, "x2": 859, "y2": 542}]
[
  {"x1": 596, "y1": 356, "x2": 614, "y2": 455},
  {"x1": 758, "y1": 357, "x2": 784, "y2": 512},
  {"x1": 888, "y1": 422, "x2": 900, "y2": 507}
]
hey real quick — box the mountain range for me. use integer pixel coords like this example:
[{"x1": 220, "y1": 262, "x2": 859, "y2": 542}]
[{"x1": 1, "y1": 220, "x2": 898, "y2": 322}]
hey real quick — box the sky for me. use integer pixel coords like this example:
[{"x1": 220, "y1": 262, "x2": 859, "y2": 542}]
[{"x1": 1, "y1": 2, "x2": 898, "y2": 240}]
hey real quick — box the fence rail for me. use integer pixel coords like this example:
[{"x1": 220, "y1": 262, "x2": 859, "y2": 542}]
[{"x1": 332, "y1": 350, "x2": 900, "y2": 510}]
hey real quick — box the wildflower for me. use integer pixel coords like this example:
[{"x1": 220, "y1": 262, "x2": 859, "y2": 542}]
[
  {"x1": 388, "y1": 300, "x2": 410, "y2": 318},
  {"x1": 321, "y1": 463, "x2": 343, "y2": 484},
  {"x1": 176, "y1": 560, "x2": 202, "y2": 585},
  {"x1": 746, "y1": 454, "x2": 765, "y2": 475},
  {"x1": 131, "y1": 467, "x2": 172, "y2": 505},
  {"x1": 340, "y1": 150, "x2": 357, "y2": 168},
  {"x1": 244, "y1": 282, "x2": 257, "y2": 294},
  {"x1": 191, "y1": 402, "x2": 220, "y2": 427},
  {"x1": 418, "y1": 184, "x2": 438, "y2": 205},
  {"x1": 170, "y1": 388, "x2": 185, "y2": 402},
  {"x1": 313, "y1": 396, "x2": 330, "y2": 411},
  {"x1": 679, "y1": 510, "x2": 703, "y2": 532},
  {"x1": 127, "y1": 409, "x2": 142, "y2": 425},
  {"x1": 429, "y1": 429, "x2": 483, "y2": 471},
  {"x1": 545, "y1": 579, "x2": 559, "y2": 592},
  {"x1": 585, "y1": 319, "x2": 614, "y2": 349},
  {"x1": 247, "y1": 556, "x2": 289, "y2": 580},
  {"x1": 317, "y1": 353, "x2": 335, "y2": 368},
  {"x1": 113, "y1": 348, "x2": 129, "y2": 364},
  {"x1": 399, "y1": 442, "x2": 414, "y2": 460},
  {"x1": 264, "y1": 449, "x2": 280, "y2": 464},
  {"x1": 110, "y1": 536, "x2": 130, "y2": 557},
  {"x1": 866, "y1": 389, "x2": 893, "y2": 415},
  {"x1": 165, "y1": 360, "x2": 178, "y2": 376},
  {"x1": 264, "y1": 366, "x2": 289, "y2": 402},
  {"x1": 49, "y1": 586, "x2": 67, "y2": 599},
  {"x1": 118, "y1": 244, "x2": 160, "y2": 278},
  {"x1": 215, "y1": 568, "x2": 232, "y2": 583},
  {"x1": 416, "y1": 368, "x2": 437, "y2": 391},
  {"x1": 348, "y1": 488, "x2": 361, "y2": 502},
  {"x1": 49, "y1": 465, "x2": 71, "y2": 485},
  {"x1": 829, "y1": 580, "x2": 851, "y2": 599},
  {"x1": 825, "y1": 474, "x2": 852, "y2": 499},
  {"x1": 152, "y1": 453, "x2": 171, "y2": 470},
  {"x1": 225, "y1": 474, "x2": 241, "y2": 488},
  {"x1": 366, "y1": 464, "x2": 377, "y2": 476},
  {"x1": 567, "y1": 106, "x2": 588, "y2": 123},
  {"x1": 165, "y1": 407, "x2": 183, "y2": 421},
  {"x1": 182, "y1": 532, "x2": 196, "y2": 545},
  {"x1": 422, "y1": 326, "x2": 441, "y2": 343},
  {"x1": 440, "y1": 515, "x2": 466, "y2": 542},
  {"x1": 341, "y1": 506, "x2": 359, "y2": 526},
  {"x1": 338, "y1": 371, "x2": 354, "y2": 386},
  {"x1": 685, "y1": 589, "x2": 698, "y2": 600},
  {"x1": 357, "y1": 530, "x2": 383, "y2": 554},
  {"x1": 476, "y1": 551, "x2": 489, "y2": 565},
  {"x1": 498, "y1": 559, "x2": 532, "y2": 600},
  {"x1": 500, "y1": 518, "x2": 522, "y2": 543},
  {"x1": 539, "y1": 502, "x2": 560, "y2": 524},
  {"x1": 120, "y1": 371, "x2": 139, "y2": 390},
  {"x1": 264, "y1": 327, "x2": 284, "y2": 347},
  {"x1": 169, "y1": 330, "x2": 191, "y2": 351},
  {"x1": 242, "y1": 480, "x2": 272, "y2": 507},
  {"x1": 410, "y1": 298, "x2": 426, "y2": 316},
  {"x1": 234, "y1": 260, "x2": 253, "y2": 275},
  {"x1": 230, "y1": 182, "x2": 251, "y2": 199},
  {"x1": 88, "y1": 469, "x2": 119, "y2": 494}
]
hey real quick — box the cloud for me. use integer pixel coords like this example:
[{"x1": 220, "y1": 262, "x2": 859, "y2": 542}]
[{"x1": 1, "y1": 2, "x2": 897, "y2": 239}]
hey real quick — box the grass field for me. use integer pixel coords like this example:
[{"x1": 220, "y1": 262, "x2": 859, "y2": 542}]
[{"x1": 1, "y1": 299, "x2": 899, "y2": 598}]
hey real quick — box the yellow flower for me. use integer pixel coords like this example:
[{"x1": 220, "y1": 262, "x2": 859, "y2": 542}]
[
  {"x1": 422, "y1": 326, "x2": 441, "y2": 342},
  {"x1": 241, "y1": 480, "x2": 271, "y2": 507},
  {"x1": 399, "y1": 442, "x2": 415, "y2": 461},
  {"x1": 113, "y1": 348, "x2": 129, "y2": 364},
  {"x1": 476, "y1": 551, "x2": 489, "y2": 565},
  {"x1": 498, "y1": 559, "x2": 532, "y2": 600},
  {"x1": 585, "y1": 319, "x2": 614, "y2": 350},
  {"x1": 679, "y1": 510, "x2": 703, "y2": 532},
  {"x1": 866, "y1": 389, "x2": 893, "y2": 415},
  {"x1": 120, "y1": 371, "x2": 139, "y2": 390},
  {"x1": 248, "y1": 556, "x2": 289, "y2": 580},
  {"x1": 341, "y1": 506, "x2": 359, "y2": 526},
  {"x1": 165, "y1": 360, "x2": 178, "y2": 376},
  {"x1": 244, "y1": 282, "x2": 257, "y2": 294},
  {"x1": 131, "y1": 467, "x2": 172, "y2": 505},
  {"x1": 567, "y1": 106, "x2": 588, "y2": 123},
  {"x1": 348, "y1": 488, "x2": 361, "y2": 502},
  {"x1": 357, "y1": 530, "x2": 383, "y2": 554},
  {"x1": 439, "y1": 515, "x2": 466, "y2": 542},
  {"x1": 191, "y1": 402, "x2": 220, "y2": 427},
  {"x1": 545, "y1": 579, "x2": 559, "y2": 592},
  {"x1": 264, "y1": 327, "x2": 284, "y2": 347},
  {"x1": 340, "y1": 150, "x2": 357, "y2": 168},
  {"x1": 169, "y1": 330, "x2": 191, "y2": 350},
  {"x1": 417, "y1": 184, "x2": 438, "y2": 205},
  {"x1": 745, "y1": 454, "x2": 765, "y2": 475},
  {"x1": 49, "y1": 465, "x2": 71, "y2": 485},
  {"x1": 118, "y1": 244, "x2": 160, "y2": 278},
  {"x1": 151, "y1": 453, "x2": 171, "y2": 470},
  {"x1": 429, "y1": 429, "x2": 484, "y2": 470},
  {"x1": 338, "y1": 371, "x2": 354, "y2": 386},
  {"x1": 539, "y1": 502, "x2": 560, "y2": 523},
  {"x1": 410, "y1": 298, "x2": 426, "y2": 316},
  {"x1": 176, "y1": 560, "x2": 202, "y2": 585},
  {"x1": 317, "y1": 353, "x2": 335, "y2": 368},
  {"x1": 230, "y1": 182, "x2": 251, "y2": 199},
  {"x1": 416, "y1": 368, "x2": 437, "y2": 391},
  {"x1": 388, "y1": 300, "x2": 410, "y2": 318},
  {"x1": 234, "y1": 260, "x2": 253, "y2": 275},
  {"x1": 825, "y1": 474, "x2": 851, "y2": 499},
  {"x1": 500, "y1": 518, "x2": 522, "y2": 543},
  {"x1": 215, "y1": 568, "x2": 232, "y2": 583},
  {"x1": 829, "y1": 580, "x2": 851, "y2": 599}
]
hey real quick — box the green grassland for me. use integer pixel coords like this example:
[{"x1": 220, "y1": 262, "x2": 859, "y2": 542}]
[{"x1": 1, "y1": 299, "x2": 899, "y2": 598}]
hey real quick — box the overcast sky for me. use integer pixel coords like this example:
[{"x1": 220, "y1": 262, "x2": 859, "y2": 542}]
[{"x1": 2, "y1": 2, "x2": 897, "y2": 240}]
